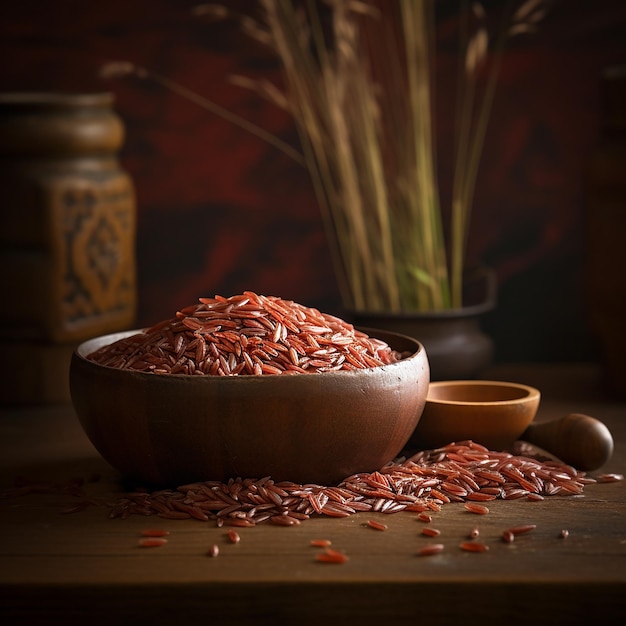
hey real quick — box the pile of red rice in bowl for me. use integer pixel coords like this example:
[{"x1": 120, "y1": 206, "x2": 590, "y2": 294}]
[
  {"x1": 73, "y1": 292, "x2": 428, "y2": 486},
  {"x1": 86, "y1": 291, "x2": 406, "y2": 376}
]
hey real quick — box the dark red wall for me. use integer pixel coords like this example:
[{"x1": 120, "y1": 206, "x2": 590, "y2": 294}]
[{"x1": 1, "y1": 0, "x2": 625, "y2": 362}]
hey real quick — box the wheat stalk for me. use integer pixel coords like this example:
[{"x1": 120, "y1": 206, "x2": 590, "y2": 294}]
[{"x1": 101, "y1": 0, "x2": 546, "y2": 313}]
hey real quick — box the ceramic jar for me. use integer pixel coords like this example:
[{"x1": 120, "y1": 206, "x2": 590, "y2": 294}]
[
  {"x1": 351, "y1": 267, "x2": 496, "y2": 381},
  {"x1": 0, "y1": 92, "x2": 136, "y2": 404}
]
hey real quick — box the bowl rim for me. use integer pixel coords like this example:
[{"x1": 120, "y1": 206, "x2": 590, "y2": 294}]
[
  {"x1": 73, "y1": 326, "x2": 426, "y2": 381},
  {"x1": 425, "y1": 380, "x2": 540, "y2": 406}
]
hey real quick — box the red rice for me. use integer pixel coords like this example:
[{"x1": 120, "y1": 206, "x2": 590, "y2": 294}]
[
  {"x1": 315, "y1": 548, "x2": 349, "y2": 564},
  {"x1": 460, "y1": 541, "x2": 489, "y2": 552},
  {"x1": 598, "y1": 473, "x2": 624, "y2": 483},
  {"x1": 367, "y1": 519, "x2": 388, "y2": 531},
  {"x1": 86, "y1": 292, "x2": 403, "y2": 375},
  {"x1": 3, "y1": 444, "x2": 609, "y2": 537},
  {"x1": 464, "y1": 502, "x2": 490, "y2": 515},
  {"x1": 507, "y1": 524, "x2": 537, "y2": 535},
  {"x1": 101, "y1": 441, "x2": 598, "y2": 527},
  {"x1": 138, "y1": 537, "x2": 168, "y2": 548},
  {"x1": 417, "y1": 544, "x2": 444, "y2": 556}
]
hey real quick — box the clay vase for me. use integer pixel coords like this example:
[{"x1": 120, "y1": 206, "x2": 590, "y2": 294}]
[
  {"x1": 0, "y1": 92, "x2": 136, "y2": 404},
  {"x1": 350, "y1": 267, "x2": 496, "y2": 381}
]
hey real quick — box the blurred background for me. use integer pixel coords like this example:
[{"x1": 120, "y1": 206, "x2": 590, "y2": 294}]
[{"x1": 1, "y1": 0, "x2": 624, "y2": 370}]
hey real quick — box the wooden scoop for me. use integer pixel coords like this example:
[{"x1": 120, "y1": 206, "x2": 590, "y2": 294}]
[
  {"x1": 520, "y1": 412, "x2": 613, "y2": 471},
  {"x1": 409, "y1": 381, "x2": 614, "y2": 471}
]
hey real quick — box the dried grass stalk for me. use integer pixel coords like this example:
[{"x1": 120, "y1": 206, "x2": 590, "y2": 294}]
[{"x1": 101, "y1": 0, "x2": 546, "y2": 312}]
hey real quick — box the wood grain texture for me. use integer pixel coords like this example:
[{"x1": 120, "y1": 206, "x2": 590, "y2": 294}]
[{"x1": 1, "y1": 363, "x2": 625, "y2": 625}]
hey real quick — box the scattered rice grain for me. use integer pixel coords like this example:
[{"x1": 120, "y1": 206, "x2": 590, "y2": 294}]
[
  {"x1": 598, "y1": 473, "x2": 623, "y2": 483},
  {"x1": 460, "y1": 541, "x2": 489, "y2": 552},
  {"x1": 7, "y1": 440, "x2": 605, "y2": 533},
  {"x1": 138, "y1": 537, "x2": 168, "y2": 548},
  {"x1": 315, "y1": 548, "x2": 349, "y2": 563},
  {"x1": 464, "y1": 502, "x2": 490, "y2": 515},
  {"x1": 507, "y1": 524, "x2": 536, "y2": 535},
  {"x1": 417, "y1": 543, "x2": 444, "y2": 556},
  {"x1": 367, "y1": 519, "x2": 388, "y2": 531}
]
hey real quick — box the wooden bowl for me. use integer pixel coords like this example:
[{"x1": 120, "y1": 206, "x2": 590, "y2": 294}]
[
  {"x1": 409, "y1": 380, "x2": 541, "y2": 450},
  {"x1": 70, "y1": 328, "x2": 429, "y2": 487}
]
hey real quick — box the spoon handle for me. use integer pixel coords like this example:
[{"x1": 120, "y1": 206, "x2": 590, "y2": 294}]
[{"x1": 521, "y1": 413, "x2": 614, "y2": 471}]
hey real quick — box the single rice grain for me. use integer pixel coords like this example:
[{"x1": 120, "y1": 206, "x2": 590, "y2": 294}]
[
  {"x1": 460, "y1": 541, "x2": 489, "y2": 552},
  {"x1": 417, "y1": 544, "x2": 444, "y2": 556},
  {"x1": 138, "y1": 537, "x2": 168, "y2": 548},
  {"x1": 464, "y1": 502, "x2": 489, "y2": 515},
  {"x1": 367, "y1": 519, "x2": 388, "y2": 531},
  {"x1": 316, "y1": 548, "x2": 349, "y2": 564}
]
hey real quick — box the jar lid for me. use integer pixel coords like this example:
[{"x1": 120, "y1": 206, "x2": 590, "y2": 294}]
[
  {"x1": 0, "y1": 92, "x2": 115, "y2": 112},
  {"x1": 0, "y1": 92, "x2": 123, "y2": 156}
]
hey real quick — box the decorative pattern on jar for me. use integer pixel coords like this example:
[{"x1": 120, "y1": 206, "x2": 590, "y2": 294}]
[{"x1": 0, "y1": 92, "x2": 136, "y2": 403}]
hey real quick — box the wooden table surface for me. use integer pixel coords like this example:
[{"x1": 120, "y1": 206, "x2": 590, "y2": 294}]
[{"x1": 1, "y1": 363, "x2": 625, "y2": 625}]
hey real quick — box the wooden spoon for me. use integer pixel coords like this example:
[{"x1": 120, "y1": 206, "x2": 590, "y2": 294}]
[{"x1": 520, "y1": 413, "x2": 614, "y2": 471}]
